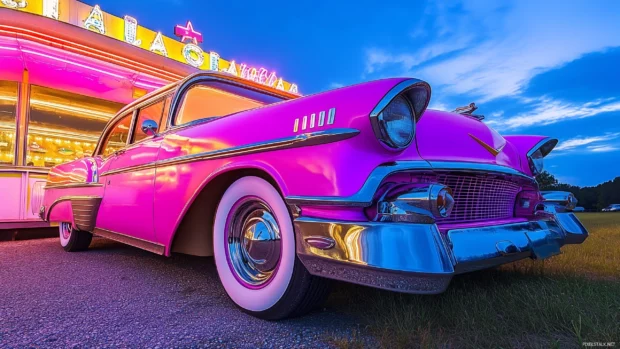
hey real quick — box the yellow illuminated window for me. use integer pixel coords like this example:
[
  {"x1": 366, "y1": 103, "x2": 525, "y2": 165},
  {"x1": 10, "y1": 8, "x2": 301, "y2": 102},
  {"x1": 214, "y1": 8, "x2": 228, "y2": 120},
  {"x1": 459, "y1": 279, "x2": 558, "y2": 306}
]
[
  {"x1": 0, "y1": 81, "x2": 18, "y2": 166},
  {"x1": 26, "y1": 85, "x2": 124, "y2": 167}
]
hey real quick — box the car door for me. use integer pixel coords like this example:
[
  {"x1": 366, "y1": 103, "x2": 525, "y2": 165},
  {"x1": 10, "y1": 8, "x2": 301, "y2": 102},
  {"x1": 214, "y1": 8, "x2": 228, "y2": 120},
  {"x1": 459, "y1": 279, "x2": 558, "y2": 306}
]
[{"x1": 96, "y1": 96, "x2": 170, "y2": 242}]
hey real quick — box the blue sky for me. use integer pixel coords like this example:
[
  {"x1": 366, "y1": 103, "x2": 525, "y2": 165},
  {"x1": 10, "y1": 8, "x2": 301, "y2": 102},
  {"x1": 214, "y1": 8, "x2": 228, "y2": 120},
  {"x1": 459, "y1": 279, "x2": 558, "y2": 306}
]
[{"x1": 85, "y1": 0, "x2": 620, "y2": 187}]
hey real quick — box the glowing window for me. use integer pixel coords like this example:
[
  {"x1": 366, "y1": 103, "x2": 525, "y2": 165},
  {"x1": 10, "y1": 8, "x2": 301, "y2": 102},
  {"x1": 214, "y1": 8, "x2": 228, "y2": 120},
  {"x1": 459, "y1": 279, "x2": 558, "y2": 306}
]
[
  {"x1": 26, "y1": 85, "x2": 124, "y2": 167},
  {"x1": 0, "y1": 81, "x2": 18, "y2": 166}
]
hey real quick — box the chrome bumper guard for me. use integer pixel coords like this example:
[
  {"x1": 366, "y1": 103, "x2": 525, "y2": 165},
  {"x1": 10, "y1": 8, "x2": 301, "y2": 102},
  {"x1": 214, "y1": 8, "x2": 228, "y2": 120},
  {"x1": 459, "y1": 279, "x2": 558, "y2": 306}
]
[{"x1": 294, "y1": 211, "x2": 588, "y2": 294}]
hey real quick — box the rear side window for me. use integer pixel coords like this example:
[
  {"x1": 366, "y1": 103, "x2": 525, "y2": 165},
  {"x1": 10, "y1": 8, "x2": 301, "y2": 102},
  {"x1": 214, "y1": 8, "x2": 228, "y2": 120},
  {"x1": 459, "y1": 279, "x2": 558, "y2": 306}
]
[
  {"x1": 100, "y1": 113, "x2": 132, "y2": 157},
  {"x1": 174, "y1": 81, "x2": 285, "y2": 126}
]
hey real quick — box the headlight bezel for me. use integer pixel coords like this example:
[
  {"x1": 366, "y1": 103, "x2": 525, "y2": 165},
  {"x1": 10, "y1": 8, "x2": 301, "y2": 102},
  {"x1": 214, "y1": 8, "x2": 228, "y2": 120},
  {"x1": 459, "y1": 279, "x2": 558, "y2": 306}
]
[
  {"x1": 369, "y1": 80, "x2": 431, "y2": 151},
  {"x1": 374, "y1": 95, "x2": 416, "y2": 149},
  {"x1": 527, "y1": 138, "x2": 558, "y2": 176}
]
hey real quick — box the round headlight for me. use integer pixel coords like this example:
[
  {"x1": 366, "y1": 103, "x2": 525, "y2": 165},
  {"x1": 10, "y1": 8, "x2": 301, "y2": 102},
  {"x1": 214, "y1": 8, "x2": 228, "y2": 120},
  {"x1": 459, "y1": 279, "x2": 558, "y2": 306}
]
[
  {"x1": 376, "y1": 95, "x2": 415, "y2": 149},
  {"x1": 529, "y1": 148, "x2": 544, "y2": 175}
]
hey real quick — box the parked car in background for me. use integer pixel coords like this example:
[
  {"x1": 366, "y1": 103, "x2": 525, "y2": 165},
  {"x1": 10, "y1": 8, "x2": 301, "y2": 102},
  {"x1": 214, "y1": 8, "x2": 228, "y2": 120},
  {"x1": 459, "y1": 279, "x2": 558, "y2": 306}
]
[
  {"x1": 602, "y1": 204, "x2": 620, "y2": 212},
  {"x1": 573, "y1": 207, "x2": 585, "y2": 212},
  {"x1": 38, "y1": 72, "x2": 589, "y2": 319}
]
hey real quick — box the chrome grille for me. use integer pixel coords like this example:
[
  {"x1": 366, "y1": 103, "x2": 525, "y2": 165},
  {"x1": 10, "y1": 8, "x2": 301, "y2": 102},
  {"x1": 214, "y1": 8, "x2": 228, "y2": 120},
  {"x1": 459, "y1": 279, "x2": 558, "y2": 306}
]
[{"x1": 435, "y1": 174, "x2": 520, "y2": 223}]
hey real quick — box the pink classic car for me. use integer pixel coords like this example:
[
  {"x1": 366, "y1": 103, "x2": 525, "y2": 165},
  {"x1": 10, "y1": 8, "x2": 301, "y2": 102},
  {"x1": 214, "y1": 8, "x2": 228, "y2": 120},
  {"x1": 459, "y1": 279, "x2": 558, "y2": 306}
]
[{"x1": 40, "y1": 72, "x2": 588, "y2": 319}]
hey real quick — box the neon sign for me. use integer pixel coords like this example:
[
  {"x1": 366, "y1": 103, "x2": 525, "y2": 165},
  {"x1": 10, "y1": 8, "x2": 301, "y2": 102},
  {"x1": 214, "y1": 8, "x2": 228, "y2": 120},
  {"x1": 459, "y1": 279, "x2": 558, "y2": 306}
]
[
  {"x1": 83, "y1": 5, "x2": 105, "y2": 34},
  {"x1": 174, "y1": 21, "x2": 203, "y2": 45},
  {"x1": 174, "y1": 21, "x2": 204, "y2": 68},
  {"x1": 149, "y1": 32, "x2": 168, "y2": 57},
  {"x1": 0, "y1": 0, "x2": 300, "y2": 94},
  {"x1": 1, "y1": 0, "x2": 27, "y2": 9},
  {"x1": 209, "y1": 52, "x2": 219, "y2": 71},
  {"x1": 182, "y1": 44, "x2": 204, "y2": 68},
  {"x1": 123, "y1": 16, "x2": 141, "y2": 46},
  {"x1": 43, "y1": 0, "x2": 58, "y2": 19},
  {"x1": 225, "y1": 63, "x2": 297, "y2": 93}
]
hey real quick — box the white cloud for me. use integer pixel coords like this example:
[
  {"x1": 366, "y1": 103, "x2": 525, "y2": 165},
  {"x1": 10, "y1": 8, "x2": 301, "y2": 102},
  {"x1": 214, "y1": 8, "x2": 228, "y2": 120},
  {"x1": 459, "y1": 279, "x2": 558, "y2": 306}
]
[
  {"x1": 364, "y1": 35, "x2": 473, "y2": 76},
  {"x1": 554, "y1": 133, "x2": 620, "y2": 152},
  {"x1": 491, "y1": 97, "x2": 620, "y2": 129},
  {"x1": 587, "y1": 145, "x2": 618, "y2": 153},
  {"x1": 365, "y1": 0, "x2": 620, "y2": 102}
]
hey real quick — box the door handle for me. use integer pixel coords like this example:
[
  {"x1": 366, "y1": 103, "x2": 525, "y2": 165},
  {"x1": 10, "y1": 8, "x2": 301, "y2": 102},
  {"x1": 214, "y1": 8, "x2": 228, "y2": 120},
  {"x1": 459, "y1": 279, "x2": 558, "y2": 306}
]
[{"x1": 115, "y1": 149, "x2": 126, "y2": 156}]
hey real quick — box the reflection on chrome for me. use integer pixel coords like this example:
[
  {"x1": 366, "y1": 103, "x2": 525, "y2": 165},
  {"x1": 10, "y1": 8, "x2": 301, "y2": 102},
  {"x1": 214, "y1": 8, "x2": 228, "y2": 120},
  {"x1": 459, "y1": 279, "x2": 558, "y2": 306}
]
[{"x1": 294, "y1": 209, "x2": 588, "y2": 293}]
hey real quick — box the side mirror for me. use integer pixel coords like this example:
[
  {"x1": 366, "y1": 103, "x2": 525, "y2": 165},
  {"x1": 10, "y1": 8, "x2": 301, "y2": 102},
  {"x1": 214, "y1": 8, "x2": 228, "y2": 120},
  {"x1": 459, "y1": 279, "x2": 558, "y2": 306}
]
[{"x1": 141, "y1": 119, "x2": 158, "y2": 136}]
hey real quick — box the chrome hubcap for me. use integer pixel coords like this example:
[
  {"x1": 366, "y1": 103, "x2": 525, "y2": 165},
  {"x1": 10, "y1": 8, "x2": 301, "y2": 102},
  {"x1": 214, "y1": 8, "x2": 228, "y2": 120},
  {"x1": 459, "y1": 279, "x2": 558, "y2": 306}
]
[
  {"x1": 60, "y1": 222, "x2": 71, "y2": 240},
  {"x1": 226, "y1": 197, "x2": 281, "y2": 288}
]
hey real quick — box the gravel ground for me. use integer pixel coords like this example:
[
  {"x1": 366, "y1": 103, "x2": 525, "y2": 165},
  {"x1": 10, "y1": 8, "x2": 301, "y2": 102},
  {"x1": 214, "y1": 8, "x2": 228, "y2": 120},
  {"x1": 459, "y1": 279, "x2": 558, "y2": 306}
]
[{"x1": 0, "y1": 237, "x2": 369, "y2": 348}]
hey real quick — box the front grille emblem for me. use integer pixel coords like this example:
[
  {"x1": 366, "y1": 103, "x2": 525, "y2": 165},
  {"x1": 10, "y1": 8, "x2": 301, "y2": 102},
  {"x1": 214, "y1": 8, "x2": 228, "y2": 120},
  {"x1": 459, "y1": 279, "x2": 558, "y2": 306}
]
[{"x1": 469, "y1": 134, "x2": 505, "y2": 157}]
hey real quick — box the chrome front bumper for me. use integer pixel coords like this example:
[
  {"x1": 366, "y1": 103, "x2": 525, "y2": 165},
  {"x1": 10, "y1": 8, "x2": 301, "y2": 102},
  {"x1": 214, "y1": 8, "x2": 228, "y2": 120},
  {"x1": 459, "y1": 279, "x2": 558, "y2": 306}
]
[{"x1": 294, "y1": 212, "x2": 588, "y2": 294}]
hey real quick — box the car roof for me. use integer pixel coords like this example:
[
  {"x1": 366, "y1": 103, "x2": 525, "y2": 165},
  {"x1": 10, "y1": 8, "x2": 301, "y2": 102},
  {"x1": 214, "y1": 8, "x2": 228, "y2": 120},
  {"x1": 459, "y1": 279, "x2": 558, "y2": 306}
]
[
  {"x1": 115, "y1": 71, "x2": 299, "y2": 118},
  {"x1": 94, "y1": 71, "x2": 299, "y2": 156}
]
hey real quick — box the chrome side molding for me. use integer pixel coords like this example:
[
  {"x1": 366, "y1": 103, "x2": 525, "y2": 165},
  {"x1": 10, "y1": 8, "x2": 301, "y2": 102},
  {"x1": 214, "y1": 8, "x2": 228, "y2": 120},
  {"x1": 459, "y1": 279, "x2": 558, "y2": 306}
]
[
  {"x1": 93, "y1": 228, "x2": 166, "y2": 255},
  {"x1": 101, "y1": 128, "x2": 360, "y2": 177},
  {"x1": 44, "y1": 182, "x2": 104, "y2": 190}
]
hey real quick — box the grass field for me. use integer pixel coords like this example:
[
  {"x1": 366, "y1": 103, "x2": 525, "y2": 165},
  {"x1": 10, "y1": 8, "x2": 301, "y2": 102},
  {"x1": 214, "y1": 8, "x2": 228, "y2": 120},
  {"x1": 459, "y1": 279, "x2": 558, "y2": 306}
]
[{"x1": 327, "y1": 213, "x2": 620, "y2": 348}]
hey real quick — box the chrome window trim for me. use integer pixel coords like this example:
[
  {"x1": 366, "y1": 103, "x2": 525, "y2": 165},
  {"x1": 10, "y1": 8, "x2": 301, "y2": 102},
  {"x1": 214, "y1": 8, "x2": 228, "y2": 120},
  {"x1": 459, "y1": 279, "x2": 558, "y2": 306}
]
[{"x1": 285, "y1": 161, "x2": 534, "y2": 207}]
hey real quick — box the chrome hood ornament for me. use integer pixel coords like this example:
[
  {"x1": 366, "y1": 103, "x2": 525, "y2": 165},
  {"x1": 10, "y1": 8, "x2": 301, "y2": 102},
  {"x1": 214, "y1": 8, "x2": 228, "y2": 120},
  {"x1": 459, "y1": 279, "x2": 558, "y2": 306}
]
[{"x1": 453, "y1": 102, "x2": 485, "y2": 121}]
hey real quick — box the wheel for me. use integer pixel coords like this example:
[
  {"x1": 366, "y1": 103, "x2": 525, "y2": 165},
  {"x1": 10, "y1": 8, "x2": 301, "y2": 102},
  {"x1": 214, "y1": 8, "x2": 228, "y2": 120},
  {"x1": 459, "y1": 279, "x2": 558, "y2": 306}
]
[
  {"x1": 59, "y1": 222, "x2": 92, "y2": 252},
  {"x1": 213, "y1": 176, "x2": 330, "y2": 320}
]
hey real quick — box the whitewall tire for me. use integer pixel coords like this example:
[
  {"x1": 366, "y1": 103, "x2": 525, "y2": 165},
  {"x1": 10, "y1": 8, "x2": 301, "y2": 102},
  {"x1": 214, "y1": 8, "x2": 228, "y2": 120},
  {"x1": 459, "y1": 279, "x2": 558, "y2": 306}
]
[
  {"x1": 213, "y1": 176, "x2": 330, "y2": 320},
  {"x1": 59, "y1": 222, "x2": 92, "y2": 252}
]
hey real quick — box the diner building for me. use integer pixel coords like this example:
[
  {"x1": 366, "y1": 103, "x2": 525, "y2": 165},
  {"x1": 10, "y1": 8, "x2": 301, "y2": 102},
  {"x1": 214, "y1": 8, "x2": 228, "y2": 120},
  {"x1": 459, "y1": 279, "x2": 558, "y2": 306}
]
[{"x1": 0, "y1": 0, "x2": 298, "y2": 229}]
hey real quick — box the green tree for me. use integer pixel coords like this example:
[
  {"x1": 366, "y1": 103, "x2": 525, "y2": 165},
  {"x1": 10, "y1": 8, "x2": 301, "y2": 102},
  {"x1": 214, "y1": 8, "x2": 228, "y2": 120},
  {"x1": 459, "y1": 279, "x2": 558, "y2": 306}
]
[{"x1": 536, "y1": 171, "x2": 558, "y2": 190}]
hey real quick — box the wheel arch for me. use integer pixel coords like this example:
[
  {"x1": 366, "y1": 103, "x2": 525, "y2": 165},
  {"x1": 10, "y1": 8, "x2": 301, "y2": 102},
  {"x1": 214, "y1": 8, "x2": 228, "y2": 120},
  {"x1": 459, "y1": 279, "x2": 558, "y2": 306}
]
[{"x1": 167, "y1": 162, "x2": 288, "y2": 257}]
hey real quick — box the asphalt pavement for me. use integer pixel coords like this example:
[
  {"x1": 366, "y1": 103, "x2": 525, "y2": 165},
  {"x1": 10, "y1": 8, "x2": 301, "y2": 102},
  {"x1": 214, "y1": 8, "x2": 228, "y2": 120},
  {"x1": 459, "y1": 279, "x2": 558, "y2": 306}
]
[{"x1": 0, "y1": 237, "x2": 369, "y2": 348}]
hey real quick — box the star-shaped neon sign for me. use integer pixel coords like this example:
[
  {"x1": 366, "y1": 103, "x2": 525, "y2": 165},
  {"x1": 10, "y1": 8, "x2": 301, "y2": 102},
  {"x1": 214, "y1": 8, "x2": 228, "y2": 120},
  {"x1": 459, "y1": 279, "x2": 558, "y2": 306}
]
[{"x1": 174, "y1": 21, "x2": 203, "y2": 45}]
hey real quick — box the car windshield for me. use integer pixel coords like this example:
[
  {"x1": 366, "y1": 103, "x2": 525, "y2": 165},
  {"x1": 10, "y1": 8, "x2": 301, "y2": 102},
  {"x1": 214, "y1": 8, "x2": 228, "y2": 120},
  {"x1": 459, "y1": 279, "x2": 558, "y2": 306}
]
[{"x1": 174, "y1": 81, "x2": 287, "y2": 126}]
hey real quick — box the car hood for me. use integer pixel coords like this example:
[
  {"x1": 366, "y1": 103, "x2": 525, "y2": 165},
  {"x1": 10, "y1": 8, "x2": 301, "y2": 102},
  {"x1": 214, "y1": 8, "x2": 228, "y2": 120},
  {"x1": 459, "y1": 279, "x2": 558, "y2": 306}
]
[{"x1": 416, "y1": 109, "x2": 522, "y2": 171}]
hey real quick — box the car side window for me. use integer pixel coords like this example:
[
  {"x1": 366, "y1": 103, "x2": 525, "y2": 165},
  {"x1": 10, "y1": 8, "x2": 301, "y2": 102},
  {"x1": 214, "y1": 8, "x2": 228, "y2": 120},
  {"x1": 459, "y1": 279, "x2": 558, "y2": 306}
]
[
  {"x1": 132, "y1": 98, "x2": 166, "y2": 144},
  {"x1": 100, "y1": 113, "x2": 132, "y2": 157},
  {"x1": 174, "y1": 83, "x2": 268, "y2": 126}
]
